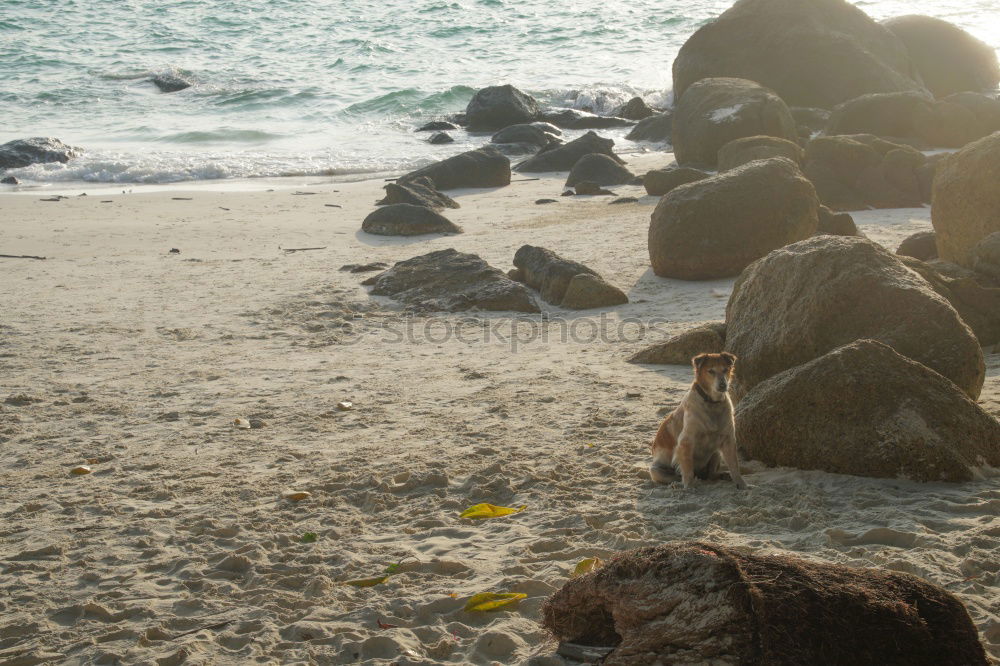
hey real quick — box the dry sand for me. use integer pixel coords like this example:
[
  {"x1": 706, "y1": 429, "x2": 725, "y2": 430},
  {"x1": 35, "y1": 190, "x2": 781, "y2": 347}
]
[{"x1": 1, "y1": 154, "x2": 998, "y2": 665}]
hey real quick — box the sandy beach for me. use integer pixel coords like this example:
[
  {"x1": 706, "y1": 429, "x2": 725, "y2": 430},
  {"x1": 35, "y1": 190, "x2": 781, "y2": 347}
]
[{"x1": 1, "y1": 153, "x2": 998, "y2": 665}]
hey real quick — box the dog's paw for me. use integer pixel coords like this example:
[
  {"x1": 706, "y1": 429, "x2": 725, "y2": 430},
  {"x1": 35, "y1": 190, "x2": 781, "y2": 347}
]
[{"x1": 733, "y1": 479, "x2": 748, "y2": 490}]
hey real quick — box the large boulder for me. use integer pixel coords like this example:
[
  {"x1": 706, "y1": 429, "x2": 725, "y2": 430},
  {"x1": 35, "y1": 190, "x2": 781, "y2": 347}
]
[
  {"x1": 649, "y1": 158, "x2": 819, "y2": 280},
  {"x1": 672, "y1": 0, "x2": 924, "y2": 109},
  {"x1": 628, "y1": 322, "x2": 726, "y2": 365},
  {"x1": 642, "y1": 167, "x2": 708, "y2": 196},
  {"x1": 883, "y1": 15, "x2": 1000, "y2": 99},
  {"x1": 971, "y1": 232, "x2": 1000, "y2": 280},
  {"x1": 516, "y1": 131, "x2": 623, "y2": 173},
  {"x1": 510, "y1": 245, "x2": 627, "y2": 309},
  {"x1": 672, "y1": 78, "x2": 798, "y2": 167},
  {"x1": 724, "y1": 235, "x2": 985, "y2": 400},
  {"x1": 736, "y1": 340, "x2": 1000, "y2": 482},
  {"x1": 464, "y1": 85, "x2": 540, "y2": 131},
  {"x1": 717, "y1": 135, "x2": 804, "y2": 171},
  {"x1": 0, "y1": 137, "x2": 82, "y2": 171},
  {"x1": 398, "y1": 146, "x2": 510, "y2": 190},
  {"x1": 932, "y1": 132, "x2": 1000, "y2": 267},
  {"x1": 360, "y1": 204, "x2": 461, "y2": 236},
  {"x1": 900, "y1": 255, "x2": 1000, "y2": 346},
  {"x1": 625, "y1": 112, "x2": 673, "y2": 142},
  {"x1": 825, "y1": 91, "x2": 933, "y2": 138},
  {"x1": 362, "y1": 249, "x2": 539, "y2": 313},
  {"x1": 803, "y1": 134, "x2": 930, "y2": 210},
  {"x1": 376, "y1": 176, "x2": 459, "y2": 210},
  {"x1": 543, "y1": 542, "x2": 989, "y2": 666},
  {"x1": 825, "y1": 91, "x2": 992, "y2": 148},
  {"x1": 565, "y1": 154, "x2": 635, "y2": 187}
]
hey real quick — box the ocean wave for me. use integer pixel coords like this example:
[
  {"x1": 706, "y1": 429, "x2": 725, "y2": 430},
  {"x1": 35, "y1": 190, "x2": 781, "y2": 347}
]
[{"x1": 154, "y1": 129, "x2": 286, "y2": 145}]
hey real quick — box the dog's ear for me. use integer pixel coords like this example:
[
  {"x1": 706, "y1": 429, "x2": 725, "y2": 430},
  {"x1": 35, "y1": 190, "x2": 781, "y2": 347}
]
[
  {"x1": 720, "y1": 352, "x2": 737, "y2": 368},
  {"x1": 692, "y1": 353, "x2": 710, "y2": 370}
]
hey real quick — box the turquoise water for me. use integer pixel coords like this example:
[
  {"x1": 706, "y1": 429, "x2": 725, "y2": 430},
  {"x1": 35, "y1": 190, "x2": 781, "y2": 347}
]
[{"x1": 2, "y1": 0, "x2": 998, "y2": 184}]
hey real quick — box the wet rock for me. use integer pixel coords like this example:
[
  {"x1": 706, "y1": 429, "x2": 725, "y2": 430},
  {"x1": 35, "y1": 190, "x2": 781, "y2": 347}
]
[
  {"x1": 491, "y1": 123, "x2": 560, "y2": 148},
  {"x1": 517, "y1": 131, "x2": 623, "y2": 173},
  {"x1": 883, "y1": 15, "x2": 1000, "y2": 99},
  {"x1": 465, "y1": 84, "x2": 540, "y2": 131},
  {"x1": 623, "y1": 112, "x2": 672, "y2": 143},
  {"x1": 565, "y1": 153, "x2": 635, "y2": 187},
  {"x1": 416, "y1": 120, "x2": 458, "y2": 132},
  {"x1": 398, "y1": 146, "x2": 510, "y2": 190},
  {"x1": 649, "y1": 157, "x2": 818, "y2": 279},
  {"x1": 376, "y1": 176, "x2": 459, "y2": 210},
  {"x1": 0, "y1": 137, "x2": 82, "y2": 170},
  {"x1": 363, "y1": 248, "x2": 539, "y2": 312},
  {"x1": 932, "y1": 132, "x2": 1000, "y2": 267},
  {"x1": 672, "y1": 0, "x2": 924, "y2": 109},
  {"x1": 614, "y1": 97, "x2": 657, "y2": 120},
  {"x1": 629, "y1": 322, "x2": 726, "y2": 365},
  {"x1": 1, "y1": 176, "x2": 19, "y2": 185},
  {"x1": 510, "y1": 245, "x2": 627, "y2": 309},
  {"x1": 574, "y1": 181, "x2": 615, "y2": 196},
  {"x1": 361, "y1": 204, "x2": 462, "y2": 236},
  {"x1": 737, "y1": 340, "x2": 1000, "y2": 481},
  {"x1": 340, "y1": 262, "x2": 389, "y2": 273},
  {"x1": 672, "y1": 78, "x2": 798, "y2": 167},
  {"x1": 538, "y1": 109, "x2": 633, "y2": 129},
  {"x1": 725, "y1": 235, "x2": 985, "y2": 400},
  {"x1": 427, "y1": 132, "x2": 454, "y2": 144},
  {"x1": 544, "y1": 541, "x2": 988, "y2": 666},
  {"x1": 151, "y1": 74, "x2": 192, "y2": 93}
]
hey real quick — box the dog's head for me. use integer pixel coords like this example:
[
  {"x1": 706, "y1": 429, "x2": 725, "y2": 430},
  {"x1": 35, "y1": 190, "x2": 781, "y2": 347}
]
[{"x1": 693, "y1": 352, "x2": 737, "y2": 394}]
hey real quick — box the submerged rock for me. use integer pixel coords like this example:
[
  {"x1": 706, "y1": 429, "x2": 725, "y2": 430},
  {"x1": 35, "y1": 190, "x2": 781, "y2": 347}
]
[
  {"x1": 544, "y1": 541, "x2": 988, "y2": 666},
  {"x1": 625, "y1": 112, "x2": 673, "y2": 142},
  {"x1": 416, "y1": 120, "x2": 458, "y2": 132},
  {"x1": 737, "y1": 340, "x2": 1000, "y2": 481},
  {"x1": 363, "y1": 248, "x2": 539, "y2": 313},
  {"x1": 615, "y1": 97, "x2": 656, "y2": 120},
  {"x1": 151, "y1": 74, "x2": 192, "y2": 92},
  {"x1": 427, "y1": 132, "x2": 454, "y2": 144}
]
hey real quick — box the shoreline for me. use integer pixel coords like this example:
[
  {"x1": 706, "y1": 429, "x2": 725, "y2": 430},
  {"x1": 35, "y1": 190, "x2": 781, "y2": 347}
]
[{"x1": 3, "y1": 151, "x2": 998, "y2": 664}]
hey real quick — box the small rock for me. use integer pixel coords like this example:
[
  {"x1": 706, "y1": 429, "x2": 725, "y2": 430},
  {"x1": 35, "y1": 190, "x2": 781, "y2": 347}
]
[
  {"x1": 416, "y1": 121, "x2": 458, "y2": 132},
  {"x1": 340, "y1": 262, "x2": 389, "y2": 273},
  {"x1": 249, "y1": 418, "x2": 267, "y2": 429},
  {"x1": 233, "y1": 418, "x2": 252, "y2": 429},
  {"x1": 1, "y1": 176, "x2": 19, "y2": 185},
  {"x1": 169, "y1": 248, "x2": 180, "y2": 254},
  {"x1": 70, "y1": 465, "x2": 92, "y2": 475},
  {"x1": 610, "y1": 197, "x2": 639, "y2": 205},
  {"x1": 561, "y1": 190, "x2": 575, "y2": 197},
  {"x1": 535, "y1": 198, "x2": 558, "y2": 205},
  {"x1": 574, "y1": 181, "x2": 615, "y2": 196},
  {"x1": 337, "y1": 401, "x2": 354, "y2": 411}
]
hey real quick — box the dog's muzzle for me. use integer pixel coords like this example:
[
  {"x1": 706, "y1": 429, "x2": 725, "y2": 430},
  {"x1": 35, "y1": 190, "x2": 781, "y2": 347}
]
[{"x1": 718, "y1": 381, "x2": 729, "y2": 392}]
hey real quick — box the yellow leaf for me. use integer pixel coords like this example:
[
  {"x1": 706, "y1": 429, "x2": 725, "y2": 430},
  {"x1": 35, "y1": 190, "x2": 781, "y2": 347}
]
[
  {"x1": 464, "y1": 592, "x2": 527, "y2": 612},
  {"x1": 572, "y1": 557, "x2": 603, "y2": 578},
  {"x1": 283, "y1": 490, "x2": 312, "y2": 502},
  {"x1": 70, "y1": 465, "x2": 92, "y2": 475},
  {"x1": 342, "y1": 575, "x2": 388, "y2": 588},
  {"x1": 459, "y1": 503, "x2": 526, "y2": 520}
]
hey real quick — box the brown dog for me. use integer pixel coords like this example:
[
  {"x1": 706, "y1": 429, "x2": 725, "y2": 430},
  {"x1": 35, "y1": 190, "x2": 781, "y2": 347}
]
[{"x1": 649, "y1": 352, "x2": 747, "y2": 489}]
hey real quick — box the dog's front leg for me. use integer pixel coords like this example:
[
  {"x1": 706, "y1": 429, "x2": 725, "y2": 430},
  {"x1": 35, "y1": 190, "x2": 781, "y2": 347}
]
[
  {"x1": 676, "y1": 434, "x2": 696, "y2": 488},
  {"x1": 722, "y1": 434, "x2": 747, "y2": 490}
]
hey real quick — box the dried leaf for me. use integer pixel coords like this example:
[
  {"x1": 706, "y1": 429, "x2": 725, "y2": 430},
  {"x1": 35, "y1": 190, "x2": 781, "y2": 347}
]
[
  {"x1": 464, "y1": 592, "x2": 527, "y2": 612},
  {"x1": 283, "y1": 491, "x2": 311, "y2": 502},
  {"x1": 572, "y1": 557, "x2": 603, "y2": 577},
  {"x1": 459, "y1": 503, "x2": 526, "y2": 520},
  {"x1": 377, "y1": 618, "x2": 399, "y2": 629},
  {"x1": 70, "y1": 465, "x2": 92, "y2": 475},
  {"x1": 342, "y1": 575, "x2": 388, "y2": 588}
]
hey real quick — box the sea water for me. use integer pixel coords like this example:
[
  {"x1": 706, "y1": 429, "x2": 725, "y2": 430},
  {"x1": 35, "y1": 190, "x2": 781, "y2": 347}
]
[{"x1": 1, "y1": 0, "x2": 998, "y2": 185}]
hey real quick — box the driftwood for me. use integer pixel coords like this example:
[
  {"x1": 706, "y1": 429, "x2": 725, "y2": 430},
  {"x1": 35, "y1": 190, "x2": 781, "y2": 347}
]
[
  {"x1": 543, "y1": 542, "x2": 988, "y2": 666},
  {"x1": 280, "y1": 246, "x2": 327, "y2": 253},
  {"x1": 0, "y1": 254, "x2": 46, "y2": 260}
]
